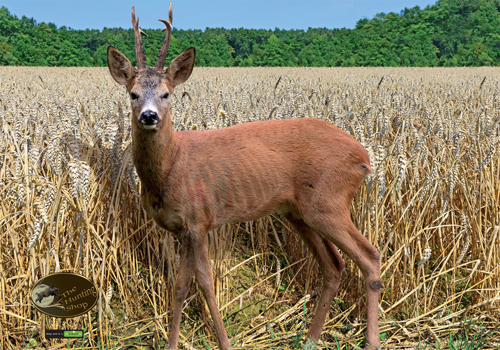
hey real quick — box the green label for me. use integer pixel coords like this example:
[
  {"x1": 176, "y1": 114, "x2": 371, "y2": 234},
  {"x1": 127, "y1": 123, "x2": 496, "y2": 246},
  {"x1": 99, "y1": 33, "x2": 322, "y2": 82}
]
[{"x1": 63, "y1": 330, "x2": 83, "y2": 337}]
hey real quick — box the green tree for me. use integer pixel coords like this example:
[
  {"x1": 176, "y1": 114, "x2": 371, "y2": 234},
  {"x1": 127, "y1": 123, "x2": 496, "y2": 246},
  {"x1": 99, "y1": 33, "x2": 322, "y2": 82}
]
[
  {"x1": 199, "y1": 32, "x2": 234, "y2": 67},
  {"x1": 0, "y1": 40, "x2": 17, "y2": 65},
  {"x1": 253, "y1": 34, "x2": 287, "y2": 66}
]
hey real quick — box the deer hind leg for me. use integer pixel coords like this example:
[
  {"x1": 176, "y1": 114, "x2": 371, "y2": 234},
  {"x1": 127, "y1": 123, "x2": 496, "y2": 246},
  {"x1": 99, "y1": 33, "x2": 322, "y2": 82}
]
[
  {"x1": 284, "y1": 214, "x2": 345, "y2": 342},
  {"x1": 305, "y1": 209, "x2": 381, "y2": 349}
]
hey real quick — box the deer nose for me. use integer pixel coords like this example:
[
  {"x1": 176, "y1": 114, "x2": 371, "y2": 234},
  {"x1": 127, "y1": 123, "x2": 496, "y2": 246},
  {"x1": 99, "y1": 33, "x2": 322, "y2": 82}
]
[{"x1": 139, "y1": 110, "x2": 160, "y2": 126}]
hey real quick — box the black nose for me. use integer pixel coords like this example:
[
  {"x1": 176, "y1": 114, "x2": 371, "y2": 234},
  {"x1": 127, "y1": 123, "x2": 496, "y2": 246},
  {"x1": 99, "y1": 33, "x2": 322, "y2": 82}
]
[{"x1": 139, "y1": 110, "x2": 159, "y2": 125}]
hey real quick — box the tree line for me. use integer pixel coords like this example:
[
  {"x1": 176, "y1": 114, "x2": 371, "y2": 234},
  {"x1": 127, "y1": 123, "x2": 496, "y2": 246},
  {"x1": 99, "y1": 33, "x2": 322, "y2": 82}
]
[{"x1": 1, "y1": 0, "x2": 500, "y2": 67}]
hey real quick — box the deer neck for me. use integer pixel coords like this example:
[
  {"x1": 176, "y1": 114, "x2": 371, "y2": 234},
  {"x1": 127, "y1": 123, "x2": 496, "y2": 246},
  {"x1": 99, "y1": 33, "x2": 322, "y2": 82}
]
[{"x1": 132, "y1": 111, "x2": 180, "y2": 193}]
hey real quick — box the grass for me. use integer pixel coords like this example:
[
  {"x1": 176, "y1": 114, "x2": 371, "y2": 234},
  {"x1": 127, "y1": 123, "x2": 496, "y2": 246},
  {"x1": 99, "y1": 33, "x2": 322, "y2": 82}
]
[{"x1": 0, "y1": 66, "x2": 499, "y2": 349}]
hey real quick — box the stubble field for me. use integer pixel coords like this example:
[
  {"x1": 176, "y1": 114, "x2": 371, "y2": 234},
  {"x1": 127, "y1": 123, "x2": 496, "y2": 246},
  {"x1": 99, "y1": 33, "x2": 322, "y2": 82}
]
[{"x1": 0, "y1": 66, "x2": 499, "y2": 349}]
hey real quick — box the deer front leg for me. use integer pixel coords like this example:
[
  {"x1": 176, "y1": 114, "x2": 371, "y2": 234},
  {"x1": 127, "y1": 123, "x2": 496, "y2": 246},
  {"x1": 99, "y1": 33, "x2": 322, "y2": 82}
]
[
  {"x1": 194, "y1": 236, "x2": 232, "y2": 350},
  {"x1": 168, "y1": 236, "x2": 196, "y2": 350}
]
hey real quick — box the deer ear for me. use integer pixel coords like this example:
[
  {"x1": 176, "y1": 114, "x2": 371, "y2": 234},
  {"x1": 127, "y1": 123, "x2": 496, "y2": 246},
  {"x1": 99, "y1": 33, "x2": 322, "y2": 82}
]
[
  {"x1": 166, "y1": 47, "x2": 195, "y2": 87},
  {"x1": 107, "y1": 46, "x2": 136, "y2": 87}
]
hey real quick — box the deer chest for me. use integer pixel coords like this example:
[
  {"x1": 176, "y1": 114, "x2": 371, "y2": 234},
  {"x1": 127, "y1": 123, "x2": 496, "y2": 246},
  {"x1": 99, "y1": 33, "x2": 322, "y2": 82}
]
[{"x1": 141, "y1": 189, "x2": 184, "y2": 236}]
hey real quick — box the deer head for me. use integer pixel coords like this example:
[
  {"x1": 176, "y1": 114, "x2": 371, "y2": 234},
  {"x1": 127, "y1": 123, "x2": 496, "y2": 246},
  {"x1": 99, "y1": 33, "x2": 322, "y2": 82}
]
[{"x1": 107, "y1": 2, "x2": 195, "y2": 132}]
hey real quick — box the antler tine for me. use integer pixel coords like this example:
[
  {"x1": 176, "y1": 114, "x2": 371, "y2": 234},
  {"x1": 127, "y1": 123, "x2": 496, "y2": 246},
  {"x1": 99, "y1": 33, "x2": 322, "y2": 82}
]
[
  {"x1": 131, "y1": 6, "x2": 147, "y2": 70},
  {"x1": 169, "y1": 1, "x2": 173, "y2": 27},
  {"x1": 154, "y1": 1, "x2": 173, "y2": 71},
  {"x1": 159, "y1": 20, "x2": 171, "y2": 32}
]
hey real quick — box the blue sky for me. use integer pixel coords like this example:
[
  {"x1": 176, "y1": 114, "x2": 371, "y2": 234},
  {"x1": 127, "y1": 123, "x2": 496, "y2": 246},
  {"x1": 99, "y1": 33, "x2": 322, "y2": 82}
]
[{"x1": 2, "y1": 0, "x2": 436, "y2": 31}]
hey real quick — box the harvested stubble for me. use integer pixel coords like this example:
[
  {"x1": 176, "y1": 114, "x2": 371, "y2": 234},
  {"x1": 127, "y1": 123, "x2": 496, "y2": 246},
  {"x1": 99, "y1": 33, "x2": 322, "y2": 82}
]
[{"x1": 0, "y1": 66, "x2": 499, "y2": 349}]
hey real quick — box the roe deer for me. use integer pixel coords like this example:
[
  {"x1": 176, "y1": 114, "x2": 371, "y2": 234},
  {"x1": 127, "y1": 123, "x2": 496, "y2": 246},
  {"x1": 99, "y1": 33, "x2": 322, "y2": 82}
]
[{"x1": 107, "y1": 2, "x2": 381, "y2": 349}]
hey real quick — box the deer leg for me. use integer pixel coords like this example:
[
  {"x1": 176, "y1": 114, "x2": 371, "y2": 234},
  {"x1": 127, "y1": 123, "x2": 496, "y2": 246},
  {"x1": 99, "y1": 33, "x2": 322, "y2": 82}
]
[
  {"x1": 168, "y1": 236, "x2": 196, "y2": 350},
  {"x1": 285, "y1": 214, "x2": 345, "y2": 342},
  {"x1": 308, "y1": 239, "x2": 346, "y2": 341},
  {"x1": 194, "y1": 239, "x2": 232, "y2": 350},
  {"x1": 308, "y1": 212, "x2": 381, "y2": 349}
]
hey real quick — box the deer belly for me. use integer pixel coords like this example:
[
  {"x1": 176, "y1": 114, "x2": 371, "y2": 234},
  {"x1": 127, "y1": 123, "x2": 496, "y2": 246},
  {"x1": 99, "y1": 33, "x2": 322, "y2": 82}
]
[
  {"x1": 183, "y1": 179, "x2": 289, "y2": 225},
  {"x1": 180, "y1": 153, "x2": 293, "y2": 224}
]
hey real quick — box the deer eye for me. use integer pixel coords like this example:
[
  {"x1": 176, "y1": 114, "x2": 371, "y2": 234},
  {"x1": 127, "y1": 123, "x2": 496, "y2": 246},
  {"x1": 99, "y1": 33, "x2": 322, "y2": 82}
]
[
  {"x1": 162, "y1": 92, "x2": 169, "y2": 99},
  {"x1": 130, "y1": 92, "x2": 139, "y2": 100}
]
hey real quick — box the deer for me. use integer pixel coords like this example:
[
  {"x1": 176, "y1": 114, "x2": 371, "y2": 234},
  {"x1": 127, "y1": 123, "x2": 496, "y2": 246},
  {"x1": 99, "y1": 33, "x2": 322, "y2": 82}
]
[{"x1": 106, "y1": 2, "x2": 381, "y2": 349}]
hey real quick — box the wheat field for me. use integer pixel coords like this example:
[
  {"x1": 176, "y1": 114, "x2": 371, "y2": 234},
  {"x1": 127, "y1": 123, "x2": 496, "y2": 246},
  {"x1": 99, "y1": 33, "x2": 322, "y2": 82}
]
[{"x1": 0, "y1": 66, "x2": 499, "y2": 349}]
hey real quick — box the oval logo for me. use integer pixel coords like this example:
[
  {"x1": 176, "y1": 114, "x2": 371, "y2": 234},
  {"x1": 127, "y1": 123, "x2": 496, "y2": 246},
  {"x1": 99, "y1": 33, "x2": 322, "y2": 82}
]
[{"x1": 31, "y1": 272, "x2": 98, "y2": 318}]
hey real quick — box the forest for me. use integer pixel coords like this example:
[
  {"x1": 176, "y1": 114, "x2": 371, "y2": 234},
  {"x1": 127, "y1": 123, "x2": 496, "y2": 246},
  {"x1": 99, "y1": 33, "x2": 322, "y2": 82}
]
[{"x1": 1, "y1": 0, "x2": 500, "y2": 67}]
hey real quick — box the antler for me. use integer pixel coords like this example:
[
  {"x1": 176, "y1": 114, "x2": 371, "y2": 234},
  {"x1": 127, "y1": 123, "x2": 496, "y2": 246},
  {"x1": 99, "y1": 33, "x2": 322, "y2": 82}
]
[
  {"x1": 155, "y1": 1, "x2": 173, "y2": 71},
  {"x1": 131, "y1": 6, "x2": 148, "y2": 70}
]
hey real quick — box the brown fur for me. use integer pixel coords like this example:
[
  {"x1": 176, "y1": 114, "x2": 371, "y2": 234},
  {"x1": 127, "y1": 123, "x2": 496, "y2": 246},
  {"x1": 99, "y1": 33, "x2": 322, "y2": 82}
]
[{"x1": 107, "y1": 43, "x2": 381, "y2": 349}]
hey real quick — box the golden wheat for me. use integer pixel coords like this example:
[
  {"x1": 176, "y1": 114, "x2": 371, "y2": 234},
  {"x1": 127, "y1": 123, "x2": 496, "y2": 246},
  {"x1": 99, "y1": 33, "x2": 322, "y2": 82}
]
[{"x1": 0, "y1": 66, "x2": 499, "y2": 349}]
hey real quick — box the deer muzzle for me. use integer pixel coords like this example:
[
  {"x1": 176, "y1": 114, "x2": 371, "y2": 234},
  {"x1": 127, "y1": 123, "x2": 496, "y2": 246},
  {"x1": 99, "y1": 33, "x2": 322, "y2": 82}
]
[{"x1": 139, "y1": 110, "x2": 160, "y2": 129}]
